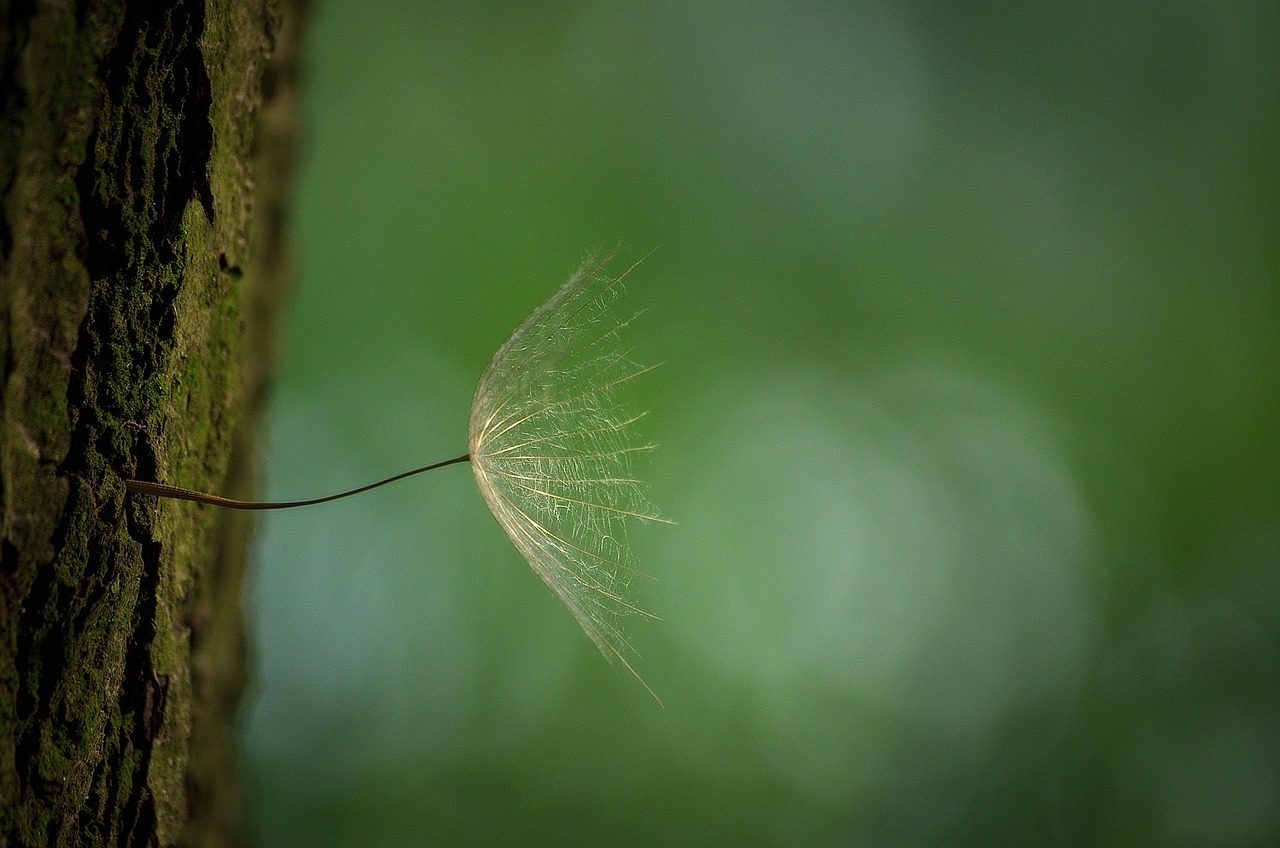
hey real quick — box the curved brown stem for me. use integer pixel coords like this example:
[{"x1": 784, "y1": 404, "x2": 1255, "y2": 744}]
[{"x1": 125, "y1": 454, "x2": 471, "y2": 510}]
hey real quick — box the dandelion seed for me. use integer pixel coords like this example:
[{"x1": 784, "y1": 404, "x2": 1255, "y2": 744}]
[
  {"x1": 469, "y1": 252, "x2": 669, "y2": 696},
  {"x1": 125, "y1": 252, "x2": 666, "y2": 696}
]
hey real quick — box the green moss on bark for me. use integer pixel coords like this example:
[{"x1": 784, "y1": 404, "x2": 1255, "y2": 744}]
[{"x1": 1, "y1": 2, "x2": 300, "y2": 845}]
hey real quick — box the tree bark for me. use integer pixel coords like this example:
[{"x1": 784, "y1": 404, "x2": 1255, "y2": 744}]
[{"x1": 1, "y1": 1, "x2": 301, "y2": 845}]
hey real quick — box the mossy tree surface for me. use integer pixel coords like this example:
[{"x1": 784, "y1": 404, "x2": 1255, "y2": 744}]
[{"x1": 1, "y1": 1, "x2": 300, "y2": 845}]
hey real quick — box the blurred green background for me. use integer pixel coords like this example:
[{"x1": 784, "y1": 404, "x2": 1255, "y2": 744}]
[{"x1": 239, "y1": 1, "x2": 1279, "y2": 845}]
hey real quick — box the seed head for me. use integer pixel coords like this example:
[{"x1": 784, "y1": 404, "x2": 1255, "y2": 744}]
[{"x1": 468, "y1": 252, "x2": 668, "y2": 696}]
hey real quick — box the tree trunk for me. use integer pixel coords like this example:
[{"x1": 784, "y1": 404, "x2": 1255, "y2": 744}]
[{"x1": 0, "y1": 1, "x2": 301, "y2": 844}]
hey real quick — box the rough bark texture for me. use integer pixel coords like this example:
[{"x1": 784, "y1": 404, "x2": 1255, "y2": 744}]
[{"x1": 0, "y1": 1, "x2": 300, "y2": 845}]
